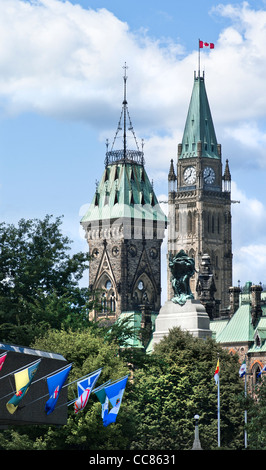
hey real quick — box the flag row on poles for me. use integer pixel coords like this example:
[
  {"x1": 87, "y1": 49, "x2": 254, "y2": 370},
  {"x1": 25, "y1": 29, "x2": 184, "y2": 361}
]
[
  {"x1": 238, "y1": 359, "x2": 266, "y2": 378},
  {"x1": 213, "y1": 356, "x2": 266, "y2": 381},
  {"x1": 0, "y1": 352, "x2": 128, "y2": 426}
]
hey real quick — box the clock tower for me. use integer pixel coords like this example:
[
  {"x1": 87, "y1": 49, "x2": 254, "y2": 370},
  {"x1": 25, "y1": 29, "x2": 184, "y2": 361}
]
[{"x1": 168, "y1": 72, "x2": 232, "y2": 314}]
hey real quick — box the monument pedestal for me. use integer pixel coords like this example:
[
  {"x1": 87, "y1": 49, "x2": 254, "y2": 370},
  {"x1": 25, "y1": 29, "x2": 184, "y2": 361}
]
[{"x1": 152, "y1": 299, "x2": 212, "y2": 348}]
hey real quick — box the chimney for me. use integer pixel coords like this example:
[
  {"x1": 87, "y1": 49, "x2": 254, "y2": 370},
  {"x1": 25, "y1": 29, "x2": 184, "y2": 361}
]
[
  {"x1": 250, "y1": 284, "x2": 262, "y2": 327},
  {"x1": 229, "y1": 286, "x2": 241, "y2": 317}
]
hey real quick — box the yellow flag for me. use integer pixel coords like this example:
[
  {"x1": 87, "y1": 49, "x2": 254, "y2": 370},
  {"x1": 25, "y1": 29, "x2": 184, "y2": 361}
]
[{"x1": 6, "y1": 361, "x2": 40, "y2": 414}]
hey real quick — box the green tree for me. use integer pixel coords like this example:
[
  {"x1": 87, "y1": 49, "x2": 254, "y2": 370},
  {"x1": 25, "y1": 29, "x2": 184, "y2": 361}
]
[
  {"x1": 0, "y1": 325, "x2": 247, "y2": 450},
  {"x1": 246, "y1": 377, "x2": 266, "y2": 449},
  {"x1": 0, "y1": 328, "x2": 132, "y2": 450},
  {"x1": 0, "y1": 215, "x2": 91, "y2": 345},
  {"x1": 129, "y1": 327, "x2": 245, "y2": 450}
]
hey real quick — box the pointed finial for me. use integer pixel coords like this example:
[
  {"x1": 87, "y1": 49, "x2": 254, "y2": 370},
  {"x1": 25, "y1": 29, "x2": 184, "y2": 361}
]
[
  {"x1": 123, "y1": 61, "x2": 128, "y2": 79},
  {"x1": 168, "y1": 159, "x2": 176, "y2": 181},
  {"x1": 123, "y1": 62, "x2": 128, "y2": 105}
]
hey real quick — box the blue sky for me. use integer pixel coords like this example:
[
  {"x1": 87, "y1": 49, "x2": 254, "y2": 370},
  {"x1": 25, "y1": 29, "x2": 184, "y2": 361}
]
[{"x1": 1, "y1": 0, "x2": 266, "y2": 302}]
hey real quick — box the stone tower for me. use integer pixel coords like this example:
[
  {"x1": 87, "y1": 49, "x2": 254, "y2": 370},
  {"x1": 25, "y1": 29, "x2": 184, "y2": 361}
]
[
  {"x1": 168, "y1": 72, "x2": 232, "y2": 313},
  {"x1": 81, "y1": 66, "x2": 167, "y2": 323}
]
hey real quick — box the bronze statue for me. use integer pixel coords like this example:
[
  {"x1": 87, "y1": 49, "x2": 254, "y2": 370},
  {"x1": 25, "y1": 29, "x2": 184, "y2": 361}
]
[{"x1": 169, "y1": 250, "x2": 195, "y2": 305}]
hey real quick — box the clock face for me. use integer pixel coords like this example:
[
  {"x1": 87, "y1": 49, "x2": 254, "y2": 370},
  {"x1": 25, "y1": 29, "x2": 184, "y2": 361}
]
[
  {"x1": 203, "y1": 166, "x2": 215, "y2": 184},
  {"x1": 183, "y1": 166, "x2": 196, "y2": 185}
]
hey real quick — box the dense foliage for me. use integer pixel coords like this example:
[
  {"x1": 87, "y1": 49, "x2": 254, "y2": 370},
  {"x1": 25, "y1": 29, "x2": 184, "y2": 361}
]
[
  {"x1": 0, "y1": 326, "x2": 248, "y2": 450},
  {"x1": 0, "y1": 215, "x2": 91, "y2": 345},
  {"x1": 0, "y1": 215, "x2": 265, "y2": 450},
  {"x1": 245, "y1": 378, "x2": 266, "y2": 449},
  {"x1": 130, "y1": 328, "x2": 245, "y2": 450}
]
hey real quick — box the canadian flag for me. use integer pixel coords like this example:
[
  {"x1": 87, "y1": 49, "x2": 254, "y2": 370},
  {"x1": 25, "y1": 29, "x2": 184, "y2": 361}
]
[{"x1": 199, "y1": 40, "x2": 214, "y2": 49}]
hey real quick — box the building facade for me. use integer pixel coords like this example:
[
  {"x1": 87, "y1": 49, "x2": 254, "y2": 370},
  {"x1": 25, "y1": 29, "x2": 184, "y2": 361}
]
[
  {"x1": 168, "y1": 72, "x2": 232, "y2": 314},
  {"x1": 211, "y1": 282, "x2": 266, "y2": 392}
]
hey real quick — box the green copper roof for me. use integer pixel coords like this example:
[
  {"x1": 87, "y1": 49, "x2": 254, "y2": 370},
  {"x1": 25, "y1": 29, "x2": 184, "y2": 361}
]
[
  {"x1": 179, "y1": 74, "x2": 219, "y2": 159},
  {"x1": 210, "y1": 319, "x2": 229, "y2": 340},
  {"x1": 213, "y1": 305, "x2": 254, "y2": 343},
  {"x1": 116, "y1": 311, "x2": 158, "y2": 349},
  {"x1": 81, "y1": 162, "x2": 167, "y2": 225},
  {"x1": 248, "y1": 317, "x2": 266, "y2": 353},
  {"x1": 211, "y1": 305, "x2": 266, "y2": 344}
]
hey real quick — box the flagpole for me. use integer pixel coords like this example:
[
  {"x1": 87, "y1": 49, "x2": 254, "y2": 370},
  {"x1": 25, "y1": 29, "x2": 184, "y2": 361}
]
[
  {"x1": 217, "y1": 354, "x2": 220, "y2": 448},
  {"x1": 22, "y1": 367, "x2": 101, "y2": 409},
  {"x1": 0, "y1": 358, "x2": 41, "y2": 382},
  {"x1": 244, "y1": 355, "x2": 247, "y2": 448},
  {"x1": 198, "y1": 39, "x2": 201, "y2": 77}
]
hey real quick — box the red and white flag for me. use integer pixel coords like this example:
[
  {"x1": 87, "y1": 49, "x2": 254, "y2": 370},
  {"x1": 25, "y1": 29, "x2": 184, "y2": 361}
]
[
  {"x1": 199, "y1": 40, "x2": 215, "y2": 49},
  {"x1": 74, "y1": 387, "x2": 91, "y2": 414},
  {"x1": 74, "y1": 369, "x2": 102, "y2": 414},
  {"x1": 0, "y1": 353, "x2": 7, "y2": 372}
]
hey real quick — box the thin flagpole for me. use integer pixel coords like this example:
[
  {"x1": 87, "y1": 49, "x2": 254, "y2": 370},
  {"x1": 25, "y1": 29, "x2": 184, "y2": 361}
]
[
  {"x1": 22, "y1": 366, "x2": 100, "y2": 409},
  {"x1": 215, "y1": 354, "x2": 220, "y2": 448},
  {"x1": 0, "y1": 358, "x2": 41, "y2": 382},
  {"x1": 244, "y1": 355, "x2": 248, "y2": 448},
  {"x1": 198, "y1": 39, "x2": 201, "y2": 77},
  {"x1": 217, "y1": 366, "x2": 220, "y2": 447}
]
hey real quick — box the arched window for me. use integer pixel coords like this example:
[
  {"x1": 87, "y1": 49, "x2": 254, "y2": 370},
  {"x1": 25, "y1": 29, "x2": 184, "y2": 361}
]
[
  {"x1": 101, "y1": 293, "x2": 107, "y2": 313},
  {"x1": 96, "y1": 273, "x2": 117, "y2": 316},
  {"x1": 255, "y1": 364, "x2": 262, "y2": 384},
  {"x1": 110, "y1": 293, "x2": 116, "y2": 313}
]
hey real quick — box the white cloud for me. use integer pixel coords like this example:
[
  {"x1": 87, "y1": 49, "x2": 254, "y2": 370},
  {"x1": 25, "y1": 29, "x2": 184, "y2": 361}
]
[
  {"x1": 231, "y1": 180, "x2": 266, "y2": 285},
  {"x1": 231, "y1": 180, "x2": 266, "y2": 243},
  {"x1": 1, "y1": 0, "x2": 266, "y2": 291},
  {"x1": 1, "y1": 0, "x2": 266, "y2": 141},
  {"x1": 0, "y1": 0, "x2": 189, "y2": 129},
  {"x1": 223, "y1": 122, "x2": 266, "y2": 168},
  {"x1": 233, "y1": 244, "x2": 266, "y2": 287}
]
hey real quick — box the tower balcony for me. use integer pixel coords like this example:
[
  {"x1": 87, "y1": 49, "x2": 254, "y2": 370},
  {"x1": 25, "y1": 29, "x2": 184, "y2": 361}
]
[{"x1": 105, "y1": 149, "x2": 145, "y2": 167}]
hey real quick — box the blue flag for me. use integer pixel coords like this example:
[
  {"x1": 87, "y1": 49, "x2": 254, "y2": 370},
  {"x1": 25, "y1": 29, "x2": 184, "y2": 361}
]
[
  {"x1": 239, "y1": 360, "x2": 246, "y2": 377},
  {"x1": 45, "y1": 364, "x2": 72, "y2": 415},
  {"x1": 103, "y1": 376, "x2": 128, "y2": 427},
  {"x1": 74, "y1": 369, "x2": 102, "y2": 414}
]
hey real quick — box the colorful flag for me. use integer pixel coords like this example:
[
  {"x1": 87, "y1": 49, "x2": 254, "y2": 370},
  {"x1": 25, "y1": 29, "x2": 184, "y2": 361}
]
[
  {"x1": 74, "y1": 369, "x2": 101, "y2": 414},
  {"x1": 199, "y1": 40, "x2": 215, "y2": 49},
  {"x1": 0, "y1": 352, "x2": 7, "y2": 372},
  {"x1": 94, "y1": 381, "x2": 111, "y2": 419},
  {"x1": 239, "y1": 360, "x2": 246, "y2": 377},
  {"x1": 102, "y1": 376, "x2": 128, "y2": 427},
  {"x1": 6, "y1": 360, "x2": 41, "y2": 414},
  {"x1": 45, "y1": 364, "x2": 72, "y2": 415},
  {"x1": 257, "y1": 364, "x2": 266, "y2": 378},
  {"x1": 214, "y1": 359, "x2": 219, "y2": 385}
]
